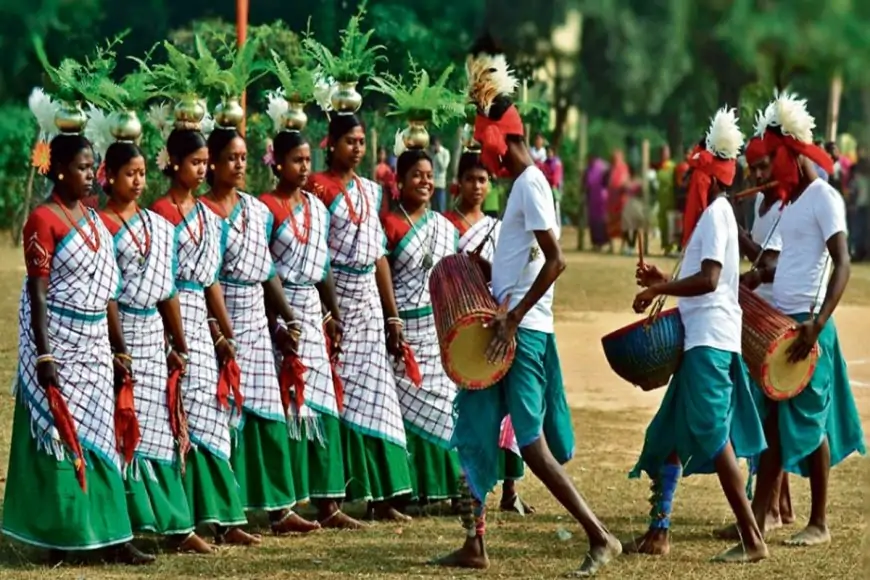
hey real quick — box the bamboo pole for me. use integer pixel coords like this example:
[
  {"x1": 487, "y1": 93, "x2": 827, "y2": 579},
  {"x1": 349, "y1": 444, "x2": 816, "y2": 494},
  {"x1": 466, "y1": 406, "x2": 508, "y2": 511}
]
[
  {"x1": 641, "y1": 138, "x2": 650, "y2": 252},
  {"x1": 576, "y1": 111, "x2": 588, "y2": 251},
  {"x1": 236, "y1": 0, "x2": 249, "y2": 137},
  {"x1": 826, "y1": 72, "x2": 843, "y2": 143}
]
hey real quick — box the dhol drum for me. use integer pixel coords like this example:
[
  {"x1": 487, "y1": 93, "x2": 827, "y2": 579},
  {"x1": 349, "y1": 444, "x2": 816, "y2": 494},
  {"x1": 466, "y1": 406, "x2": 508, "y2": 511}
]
[
  {"x1": 739, "y1": 286, "x2": 819, "y2": 401},
  {"x1": 601, "y1": 307, "x2": 684, "y2": 391},
  {"x1": 429, "y1": 254, "x2": 515, "y2": 390}
]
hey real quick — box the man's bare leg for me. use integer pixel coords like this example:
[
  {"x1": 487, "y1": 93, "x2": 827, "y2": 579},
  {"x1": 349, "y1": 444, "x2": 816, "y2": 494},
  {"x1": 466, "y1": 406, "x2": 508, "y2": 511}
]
[
  {"x1": 433, "y1": 475, "x2": 489, "y2": 569},
  {"x1": 785, "y1": 439, "x2": 831, "y2": 546},
  {"x1": 710, "y1": 443, "x2": 769, "y2": 563},
  {"x1": 779, "y1": 474, "x2": 795, "y2": 524},
  {"x1": 622, "y1": 454, "x2": 681, "y2": 556},
  {"x1": 519, "y1": 437, "x2": 621, "y2": 577}
]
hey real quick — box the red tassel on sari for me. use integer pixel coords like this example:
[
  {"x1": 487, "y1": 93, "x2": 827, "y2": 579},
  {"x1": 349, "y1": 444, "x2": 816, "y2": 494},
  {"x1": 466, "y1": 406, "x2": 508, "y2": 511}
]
[
  {"x1": 166, "y1": 368, "x2": 190, "y2": 471},
  {"x1": 279, "y1": 354, "x2": 307, "y2": 413},
  {"x1": 401, "y1": 343, "x2": 423, "y2": 387},
  {"x1": 216, "y1": 359, "x2": 243, "y2": 414},
  {"x1": 324, "y1": 332, "x2": 345, "y2": 412},
  {"x1": 114, "y1": 374, "x2": 141, "y2": 465},
  {"x1": 46, "y1": 384, "x2": 87, "y2": 492}
]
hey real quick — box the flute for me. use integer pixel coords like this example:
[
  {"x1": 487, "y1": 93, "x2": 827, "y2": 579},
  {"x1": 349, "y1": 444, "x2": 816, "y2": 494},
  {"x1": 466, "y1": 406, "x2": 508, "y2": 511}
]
[{"x1": 731, "y1": 180, "x2": 778, "y2": 201}]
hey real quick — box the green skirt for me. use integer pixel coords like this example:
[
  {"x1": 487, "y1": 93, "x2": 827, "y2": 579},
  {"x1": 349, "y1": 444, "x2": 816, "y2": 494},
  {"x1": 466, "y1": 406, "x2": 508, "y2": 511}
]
[
  {"x1": 630, "y1": 347, "x2": 767, "y2": 479},
  {"x1": 125, "y1": 458, "x2": 194, "y2": 535},
  {"x1": 499, "y1": 450, "x2": 525, "y2": 482},
  {"x1": 406, "y1": 429, "x2": 462, "y2": 501},
  {"x1": 759, "y1": 315, "x2": 866, "y2": 476},
  {"x1": 183, "y1": 446, "x2": 247, "y2": 527},
  {"x1": 341, "y1": 422, "x2": 413, "y2": 502},
  {"x1": 2, "y1": 397, "x2": 133, "y2": 550},
  {"x1": 231, "y1": 412, "x2": 301, "y2": 511},
  {"x1": 308, "y1": 412, "x2": 347, "y2": 499}
]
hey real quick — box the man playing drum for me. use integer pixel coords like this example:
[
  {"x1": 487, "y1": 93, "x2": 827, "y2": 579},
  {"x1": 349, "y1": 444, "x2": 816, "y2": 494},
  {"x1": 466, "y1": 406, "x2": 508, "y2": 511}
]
[
  {"x1": 727, "y1": 91, "x2": 865, "y2": 546},
  {"x1": 629, "y1": 108, "x2": 769, "y2": 563},
  {"x1": 434, "y1": 36, "x2": 621, "y2": 577}
]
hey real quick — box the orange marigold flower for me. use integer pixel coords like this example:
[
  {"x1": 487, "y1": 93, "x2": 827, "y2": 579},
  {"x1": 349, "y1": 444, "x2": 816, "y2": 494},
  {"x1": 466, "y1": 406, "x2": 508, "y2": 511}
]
[{"x1": 31, "y1": 141, "x2": 51, "y2": 175}]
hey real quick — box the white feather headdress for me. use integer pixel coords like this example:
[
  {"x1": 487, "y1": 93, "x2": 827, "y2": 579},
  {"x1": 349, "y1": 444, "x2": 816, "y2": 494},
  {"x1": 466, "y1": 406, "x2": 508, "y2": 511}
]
[
  {"x1": 84, "y1": 103, "x2": 113, "y2": 160},
  {"x1": 393, "y1": 128, "x2": 407, "y2": 157},
  {"x1": 767, "y1": 90, "x2": 815, "y2": 144},
  {"x1": 146, "y1": 102, "x2": 173, "y2": 140},
  {"x1": 753, "y1": 101, "x2": 775, "y2": 139},
  {"x1": 313, "y1": 71, "x2": 336, "y2": 115},
  {"x1": 28, "y1": 88, "x2": 59, "y2": 141},
  {"x1": 705, "y1": 107, "x2": 744, "y2": 160},
  {"x1": 266, "y1": 89, "x2": 289, "y2": 132},
  {"x1": 465, "y1": 52, "x2": 518, "y2": 116},
  {"x1": 199, "y1": 99, "x2": 215, "y2": 138}
]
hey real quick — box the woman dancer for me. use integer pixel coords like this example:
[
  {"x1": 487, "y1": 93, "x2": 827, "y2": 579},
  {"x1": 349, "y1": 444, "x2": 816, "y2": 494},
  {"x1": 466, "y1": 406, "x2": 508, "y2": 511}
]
[
  {"x1": 382, "y1": 147, "x2": 459, "y2": 507},
  {"x1": 150, "y1": 125, "x2": 258, "y2": 545},
  {"x1": 261, "y1": 129, "x2": 364, "y2": 529},
  {"x1": 3, "y1": 132, "x2": 153, "y2": 564},
  {"x1": 201, "y1": 124, "x2": 319, "y2": 534},
  {"x1": 444, "y1": 150, "x2": 533, "y2": 514},
  {"x1": 98, "y1": 140, "x2": 211, "y2": 553},
  {"x1": 309, "y1": 113, "x2": 413, "y2": 521}
]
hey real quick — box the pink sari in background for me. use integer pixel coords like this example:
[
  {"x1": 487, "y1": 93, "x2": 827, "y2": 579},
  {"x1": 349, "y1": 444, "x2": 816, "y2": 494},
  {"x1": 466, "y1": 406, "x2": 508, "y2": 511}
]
[
  {"x1": 584, "y1": 158, "x2": 609, "y2": 246},
  {"x1": 606, "y1": 151, "x2": 629, "y2": 239}
]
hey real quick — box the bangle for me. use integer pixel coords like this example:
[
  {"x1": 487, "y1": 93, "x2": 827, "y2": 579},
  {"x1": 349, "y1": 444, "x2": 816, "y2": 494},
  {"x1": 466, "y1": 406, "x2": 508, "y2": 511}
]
[
  {"x1": 214, "y1": 335, "x2": 227, "y2": 348},
  {"x1": 178, "y1": 352, "x2": 190, "y2": 363},
  {"x1": 165, "y1": 344, "x2": 173, "y2": 358},
  {"x1": 386, "y1": 317, "x2": 404, "y2": 328},
  {"x1": 271, "y1": 321, "x2": 286, "y2": 335},
  {"x1": 36, "y1": 354, "x2": 55, "y2": 366},
  {"x1": 114, "y1": 353, "x2": 133, "y2": 362},
  {"x1": 227, "y1": 338, "x2": 238, "y2": 351},
  {"x1": 207, "y1": 318, "x2": 218, "y2": 325},
  {"x1": 286, "y1": 319, "x2": 302, "y2": 329},
  {"x1": 322, "y1": 312, "x2": 333, "y2": 324}
]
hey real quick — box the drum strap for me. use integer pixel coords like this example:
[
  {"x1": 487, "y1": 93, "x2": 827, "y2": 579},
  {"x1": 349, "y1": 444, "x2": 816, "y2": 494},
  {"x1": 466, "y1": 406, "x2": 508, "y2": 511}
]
[{"x1": 648, "y1": 463, "x2": 681, "y2": 530}]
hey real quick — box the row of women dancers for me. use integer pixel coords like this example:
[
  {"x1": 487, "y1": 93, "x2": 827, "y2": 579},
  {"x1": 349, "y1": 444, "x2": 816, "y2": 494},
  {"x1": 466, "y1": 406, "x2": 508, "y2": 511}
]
[{"x1": 3, "y1": 104, "x2": 530, "y2": 564}]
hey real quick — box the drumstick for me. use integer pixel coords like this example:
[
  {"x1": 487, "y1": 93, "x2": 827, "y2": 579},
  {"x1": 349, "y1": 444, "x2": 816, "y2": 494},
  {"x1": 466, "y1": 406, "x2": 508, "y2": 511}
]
[
  {"x1": 732, "y1": 181, "x2": 779, "y2": 201},
  {"x1": 636, "y1": 230, "x2": 645, "y2": 269}
]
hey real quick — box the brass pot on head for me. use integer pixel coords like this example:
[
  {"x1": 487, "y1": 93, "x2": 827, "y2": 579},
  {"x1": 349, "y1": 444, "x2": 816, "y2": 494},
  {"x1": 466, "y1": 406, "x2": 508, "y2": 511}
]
[
  {"x1": 403, "y1": 120, "x2": 430, "y2": 150},
  {"x1": 282, "y1": 100, "x2": 308, "y2": 132},
  {"x1": 109, "y1": 110, "x2": 143, "y2": 141},
  {"x1": 54, "y1": 101, "x2": 88, "y2": 134},
  {"x1": 214, "y1": 98, "x2": 245, "y2": 129},
  {"x1": 173, "y1": 96, "x2": 206, "y2": 130},
  {"x1": 330, "y1": 81, "x2": 363, "y2": 114}
]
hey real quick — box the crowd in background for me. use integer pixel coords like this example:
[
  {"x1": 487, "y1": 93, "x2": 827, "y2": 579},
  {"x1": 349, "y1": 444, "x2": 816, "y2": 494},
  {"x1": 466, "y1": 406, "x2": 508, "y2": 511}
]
[{"x1": 584, "y1": 141, "x2": 870, "y2": 261}]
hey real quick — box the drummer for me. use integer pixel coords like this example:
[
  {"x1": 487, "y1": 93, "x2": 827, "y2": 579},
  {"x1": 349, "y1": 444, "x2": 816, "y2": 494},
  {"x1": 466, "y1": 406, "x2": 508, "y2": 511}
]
[
  {"x1": 434, "y1": 36, "x2": 621, "y2": 577},
  {"x1": 630, "y1": 108, "x2": 768, "y2": 563},
  {"x1": 735, "y1": 91, "x2": 865, "y2": 546}
]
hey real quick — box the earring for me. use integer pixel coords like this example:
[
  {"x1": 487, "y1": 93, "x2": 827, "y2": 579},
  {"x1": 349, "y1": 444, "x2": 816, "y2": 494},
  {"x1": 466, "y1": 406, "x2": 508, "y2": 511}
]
[
  {"x1": 276, "y1": 164, "x2": 283, "y2": 171},
  {"x1": 173, "y1": 165, "x2": 179, "y2": 172},
  {"x1": 109, "y1": 178, "x2": 115, "y2": 185},
  {"x1": 329, "y1": 147, "x2": 335, "y2": 152},
  {"x1": 209, "y1": 164, "x2": 215, "y2": 170},
  {"x1": 57, "y1": 173, "x2": 64, "y2": 181}
]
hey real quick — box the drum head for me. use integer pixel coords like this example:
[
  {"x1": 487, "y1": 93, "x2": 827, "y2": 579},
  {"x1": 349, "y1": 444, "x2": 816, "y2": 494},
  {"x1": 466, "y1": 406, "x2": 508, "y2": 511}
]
[
  {"x1": 443, "y1": 314, "x2": 515, "y2": 390},
  {"x1": 761, "y1": 328, "x2": 820, "y2": 401}
]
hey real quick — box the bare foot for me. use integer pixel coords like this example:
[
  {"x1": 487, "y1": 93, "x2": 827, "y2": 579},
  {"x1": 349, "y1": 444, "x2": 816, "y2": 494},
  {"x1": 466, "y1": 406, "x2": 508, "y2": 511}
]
[
  {"x1": 370, "y1": 503, "x2": 412, "y2": 523},
  {"x1": 500, "y1": 494, "x2": 536, "y2": 515},
  {"x1": 784, "y1": 525, "x2": 831, "y2": 547},
  {"x1": 621, "y1": 529, "x2": 669, "y2": 556},
  {"x1": 319, "y1": 509, "x2": 367, "y2": 530},
  {"x1": 710, "y1": 542, "x2": 768, "y2": 563},
  {"x1": 713, "y1": 514, "x2": 781, "y2": 541},
  {"x1": 781, "y1": 512, "x2": 796, "y2": 525},
  {"x1": 111, "y1": 542, "x2": 157, "y2": 565},
  {"x1": 272, "y1": 510, "x2": 322, "y2": 535},
  {"x1": 431, "y1": 535, "x2": 489, "y2": 569},
  {"x1": 219, "y1": 527, "x2": 262, "y2": 546},
  {"x1": 566, "y1": 534, "x2": 622, "y2": 577},
  {"x1": 177, "y1": 532, "x2": 214, "y2": 554}
]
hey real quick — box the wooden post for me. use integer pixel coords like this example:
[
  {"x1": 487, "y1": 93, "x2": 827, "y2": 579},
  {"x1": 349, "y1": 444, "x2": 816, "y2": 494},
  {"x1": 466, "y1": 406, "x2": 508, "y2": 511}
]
[
  {"x1": 236, "y1": 0, "x2": 249, "y2": 136},
  {"x1": 827, "y1": 72, "x2": 843, "y2": 143},
  {"x1": 641, "y1": 138, "x2": 650, "y2": 252},
  {"x1": 522, "y1": 80, "x2": 530, "y2": 146},
  {"x1": 370, "y1": 127, "x2": 378, "y2": 179},
  {"x1": 576, "y1": 112, "x2": 588, "y2": 251}
]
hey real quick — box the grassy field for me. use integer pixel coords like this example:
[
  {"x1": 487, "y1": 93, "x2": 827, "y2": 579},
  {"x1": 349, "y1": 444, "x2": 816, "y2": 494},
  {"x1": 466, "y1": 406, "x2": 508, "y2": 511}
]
[{"x1": 0, "y1": 228, "x2": 866, "y2": 579}]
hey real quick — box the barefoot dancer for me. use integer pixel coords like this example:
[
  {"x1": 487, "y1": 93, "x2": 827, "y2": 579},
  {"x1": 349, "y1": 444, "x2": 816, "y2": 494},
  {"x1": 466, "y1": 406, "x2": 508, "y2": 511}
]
[
  {"x1": 97, "y1": 139, "x2": 211, "y2": 554},
  {"x1": 382, "y1": 147, "x2": 462, "y2": 507},
  {"x1": 308, "y1": 112, "x2": 413, "y2": 522},
  {"x1": 3, "y1": 128, "x2": 153, "y2": 565},
  {"x1": 630, "y1": 108, "x2": 768, "y2": 563},
  {"x1": 201, "y1": 124, "x2": 320, "y2": 535},
  {"x1": 262, "y1": 127, "x2": 364, "y2": 529},
  {"x1": 151, "y1": 123, "x2": 258, "y2": 546},
  {"x1": 444, "y1": 150, "x2": 533, "y2": 515},
  {"x1": 734, "y1": 92, "x2": 865, "y2": 546},
  {"x1": 436, "y1": 38, "x2": 620, "y2": 576}
]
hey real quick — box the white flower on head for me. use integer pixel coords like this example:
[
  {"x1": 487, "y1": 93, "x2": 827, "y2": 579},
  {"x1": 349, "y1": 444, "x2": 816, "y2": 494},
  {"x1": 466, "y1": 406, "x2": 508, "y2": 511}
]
[
  {"x1": 266, "y1": 89, "x2": 289, "y2": 132},
  {"x1": 147, "y1": 102, "x2": 173, "y2": 139},
  {"x1": 28, "y1": 87, "x2": 59, "y2": 140},
  {"x1": 313, "y1": 71, "x2": 336, "y2": 114},
  {"x1": 200, "y1": 111, "x2": 215, "y2": 138},
  {"x1": 705, "y1": 106, "x2": 744, "y2": 160},
  {"x1": 393, "y1": 128, "x2": 407, "y2": 157},
  {"x1": 769, "y1": 90, "x2": 815, "y2": 144},
  {"x1": 84, "y1": 103, "x2": 113, "y2": 161},
  {"x1": 156, "y1": 147, "x2": 170, "y2": 171}
]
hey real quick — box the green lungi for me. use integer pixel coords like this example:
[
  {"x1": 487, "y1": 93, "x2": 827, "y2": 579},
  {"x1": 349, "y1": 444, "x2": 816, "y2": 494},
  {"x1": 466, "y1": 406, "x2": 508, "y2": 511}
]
[{"x1": 125, "y1": 458, "x2": 195, "y2": 536}]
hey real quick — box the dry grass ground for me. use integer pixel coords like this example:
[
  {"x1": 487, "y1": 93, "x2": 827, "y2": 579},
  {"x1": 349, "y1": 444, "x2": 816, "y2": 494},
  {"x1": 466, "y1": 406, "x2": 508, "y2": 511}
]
[{"x1": 0, "y1": 228, "x2": 866, "y2": 579}]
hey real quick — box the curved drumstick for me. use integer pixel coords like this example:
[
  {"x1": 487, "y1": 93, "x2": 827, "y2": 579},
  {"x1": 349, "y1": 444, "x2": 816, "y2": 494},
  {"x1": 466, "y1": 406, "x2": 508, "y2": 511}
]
[{"x1": 636, "y1": 229, "x2": 645, "y2": 269}]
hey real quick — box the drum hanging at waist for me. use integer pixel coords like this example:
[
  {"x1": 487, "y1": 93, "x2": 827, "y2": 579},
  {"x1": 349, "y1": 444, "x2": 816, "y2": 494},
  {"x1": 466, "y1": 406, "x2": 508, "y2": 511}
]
[
  {"x1": 428, "y1": 254, "x2": 515, "y2": 390},
  {"x1": 739, "y1": 286, "x2": 820, "y2": 401}
]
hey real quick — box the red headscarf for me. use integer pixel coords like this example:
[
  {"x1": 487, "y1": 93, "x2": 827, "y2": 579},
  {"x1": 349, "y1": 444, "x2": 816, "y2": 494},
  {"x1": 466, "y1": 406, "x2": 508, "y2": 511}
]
[
  {"x1": 744, "y1": 131, "x2": 834, "y2": 204},
  {"x1": 473, "y1": 104, "x2": 524, "y2": 178},
  {"x1": 682, "y1": 145, "x2": 737, "y2": 248}
]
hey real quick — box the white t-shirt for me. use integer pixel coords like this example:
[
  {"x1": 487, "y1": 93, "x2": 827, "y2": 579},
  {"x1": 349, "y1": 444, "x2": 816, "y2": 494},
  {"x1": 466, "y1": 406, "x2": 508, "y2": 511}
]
[
  {"x1": 750, "y1": 193, "x2": 784, "y2": 305},
  {"x1": 677, "y1": 196, "x2": 742, "y2": 353},
  {"x1": 491, "y1": 165, "x2": 560, "y2": 334},
  {"x1": 773, "y1": 179, "x2": 847, "y2": 315}
]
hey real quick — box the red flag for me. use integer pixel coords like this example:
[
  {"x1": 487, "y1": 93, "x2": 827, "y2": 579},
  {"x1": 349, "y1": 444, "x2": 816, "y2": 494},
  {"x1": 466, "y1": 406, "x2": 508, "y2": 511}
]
[
  {"x1": 401, "y1": 343, "x2": 423, "y2": 388},
  {"x1": 279, "y1": 353, "x2": 307, "y2": 413},
  {"x1": 46, "y1": 385, "x2": 87, "y2": 492},
  {"x1": 217, "y1": 359, "x2": 243, "y2": 414},
  {"x1": 166, "y1": 368, "x2": 190, "y2": 472},
  {"x1": 114, "y1": 374, "x2": 141, "y2": 465}
]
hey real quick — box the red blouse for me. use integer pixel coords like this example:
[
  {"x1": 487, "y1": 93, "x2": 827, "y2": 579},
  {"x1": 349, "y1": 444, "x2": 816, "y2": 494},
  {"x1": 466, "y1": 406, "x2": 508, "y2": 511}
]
[
  {"x1": 22, "y1": 206, "x2": 72, "y2": 278},
  {"x1": 381, "y1": 212, "x2": 412, "y2": 253}
]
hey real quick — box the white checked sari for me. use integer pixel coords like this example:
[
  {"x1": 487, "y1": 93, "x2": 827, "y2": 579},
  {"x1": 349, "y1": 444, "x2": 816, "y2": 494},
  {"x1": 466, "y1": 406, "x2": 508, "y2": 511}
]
[
  {"x1": 457, "y1": 215, "x2": 500, "y2": 262},
  {"x1": 269, "y1": 192, "x2": 336, "y2": 440},
  {"x1": 206, "y1": 193, "x2": 284, "y2": 426},
  {"x1": 112, "y1": 209, "x2": 178, "y2": 470},
  {"x1": 17, "y1": 209, "x2": 122, "y2": 472},
  {"x1": 316, "y1": 174, "x2": 407, "y2": 448},
  {"x1": 390, "y1": 212, "x2": 459, "y2": 448},
  {"x1": 169, "y1": 201, "x2": 231, "y2": 460}
]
